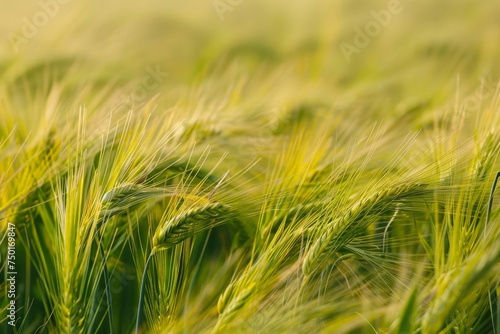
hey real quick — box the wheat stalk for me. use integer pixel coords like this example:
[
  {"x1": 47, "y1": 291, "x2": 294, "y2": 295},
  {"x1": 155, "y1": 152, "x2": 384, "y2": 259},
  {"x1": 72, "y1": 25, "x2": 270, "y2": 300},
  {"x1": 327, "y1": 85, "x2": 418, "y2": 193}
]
[
  {"x1": 213, "y1": 281, "x2": 256, "y2": 333},
  {"x1": 135, "y1": 172, "x2": 230, "y2": 333},
  {"x1": 99, "y1": 183, "x2": 176, "y2": 223},
  {"x1": 152, "y1": 202, "x2": 230, "y2": 252},
  {"x1": 422, "y1": 238, "x2": 500, "y2": 333},
  {"x1": 95, "y1": 183, "x2": 177, "y2": 333},
  {"x1": 134, "y1": 202, "x2": 231, "y2": 333},
  {"x1": 302, "y1": 183, "x2": 427, "y2": 276},
  {"x1": 472, "y1": 131, "x2": 500, "y2": 180},
  {"x1": 269, "y1": 197, "x2": 332, "y2": 229}
]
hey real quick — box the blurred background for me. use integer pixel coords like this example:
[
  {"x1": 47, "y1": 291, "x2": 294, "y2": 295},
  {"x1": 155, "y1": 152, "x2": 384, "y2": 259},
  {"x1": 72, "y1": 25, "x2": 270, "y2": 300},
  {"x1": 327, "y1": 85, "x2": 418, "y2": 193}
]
[{"x1": 1, "y1": 0, "x2": 499, "y2": 124}]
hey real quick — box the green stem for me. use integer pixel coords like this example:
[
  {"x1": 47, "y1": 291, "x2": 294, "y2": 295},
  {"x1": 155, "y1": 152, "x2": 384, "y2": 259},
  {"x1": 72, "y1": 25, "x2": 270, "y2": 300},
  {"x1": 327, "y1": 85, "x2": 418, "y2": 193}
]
[
  {"x1": 135, "y1": 252, "x2": 154, "y2": 333},
  {"x1": 486, "y1": 172, "x2": 499, "y2": 333},
  {"x1": 486, "y1": 171, "x2": 500, "y2": 226},
  {"x1": 97, "y1": 229, "x2": 114, "y2": 334}
]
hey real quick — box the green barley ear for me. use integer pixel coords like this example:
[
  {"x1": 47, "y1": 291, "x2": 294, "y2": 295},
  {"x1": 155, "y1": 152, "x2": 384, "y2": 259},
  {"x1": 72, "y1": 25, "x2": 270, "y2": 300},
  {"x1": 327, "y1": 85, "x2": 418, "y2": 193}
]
[
  {"x1": 101, "y1": 183, "x2": 144, "y2": 204},
  {"x1": 152, "y1": 201, "x2": 231, "y2": 253},
  {"x1": 213, "y1": 281, "x2": 256, "y2": 333},
  {"x1": 422, "y1": 239, "x2": 500, "y2": 333},
  {"x1": 99, "y1": 183, "x2": 176, "y2": 223},
  {"x1": 98, "y1": 183, "x2": 147, "y2": 334},
  {"x1": 97, "y1": 183, "x2": 175, "y2": 333},
  {"x1": 302, "y1": 183, "x2": 427, "y2": 276},
  {"x1": 217, "y1": 281, "x2": 255, "y2": 316},
  {"x1": 138, "y1": 158, "x2": 219, "y2": 186},
  {"x1": 135, "y1": 202, "x2": 232, "y2": 333},
  {"x1": 472, "y1": 131, "x2": 500, "y2": 181},
  {"x1": 263, "y1": 197, "x2": 332, "y2": 237},
  {"x1": 136, "y1": 172, "x2": 231, "y2": 333}
]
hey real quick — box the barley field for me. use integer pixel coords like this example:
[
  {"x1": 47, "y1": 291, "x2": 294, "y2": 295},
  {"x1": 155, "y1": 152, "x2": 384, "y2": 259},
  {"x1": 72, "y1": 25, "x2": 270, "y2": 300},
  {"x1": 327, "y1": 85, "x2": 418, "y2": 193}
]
[{"x1": 0, "y1": 0, "x2": 499, "y2": 333}]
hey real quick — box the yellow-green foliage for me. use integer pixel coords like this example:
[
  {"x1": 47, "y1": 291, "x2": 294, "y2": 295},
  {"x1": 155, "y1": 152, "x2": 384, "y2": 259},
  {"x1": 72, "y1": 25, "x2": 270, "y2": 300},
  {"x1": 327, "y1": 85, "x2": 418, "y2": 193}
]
[{"x1": 0, "y1": 0, "x2": 499, "y2": 333}]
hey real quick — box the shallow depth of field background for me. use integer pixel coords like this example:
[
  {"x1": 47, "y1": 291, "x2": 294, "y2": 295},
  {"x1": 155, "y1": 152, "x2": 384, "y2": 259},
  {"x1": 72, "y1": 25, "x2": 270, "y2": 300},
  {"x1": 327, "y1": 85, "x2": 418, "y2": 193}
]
[
  {"x1": 1, "y1": 0, "x2": 499, "y2": 333},
  {"x1": 1, "y1": 0, "x2": 499, "y2": 109}
]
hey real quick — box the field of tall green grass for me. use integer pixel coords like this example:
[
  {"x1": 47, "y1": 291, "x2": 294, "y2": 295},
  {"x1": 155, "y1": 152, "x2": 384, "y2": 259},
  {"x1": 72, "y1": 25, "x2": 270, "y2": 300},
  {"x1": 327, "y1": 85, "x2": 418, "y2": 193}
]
[{"x1": 1, "y1": 0, "x2": 499, "y2": 333}]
